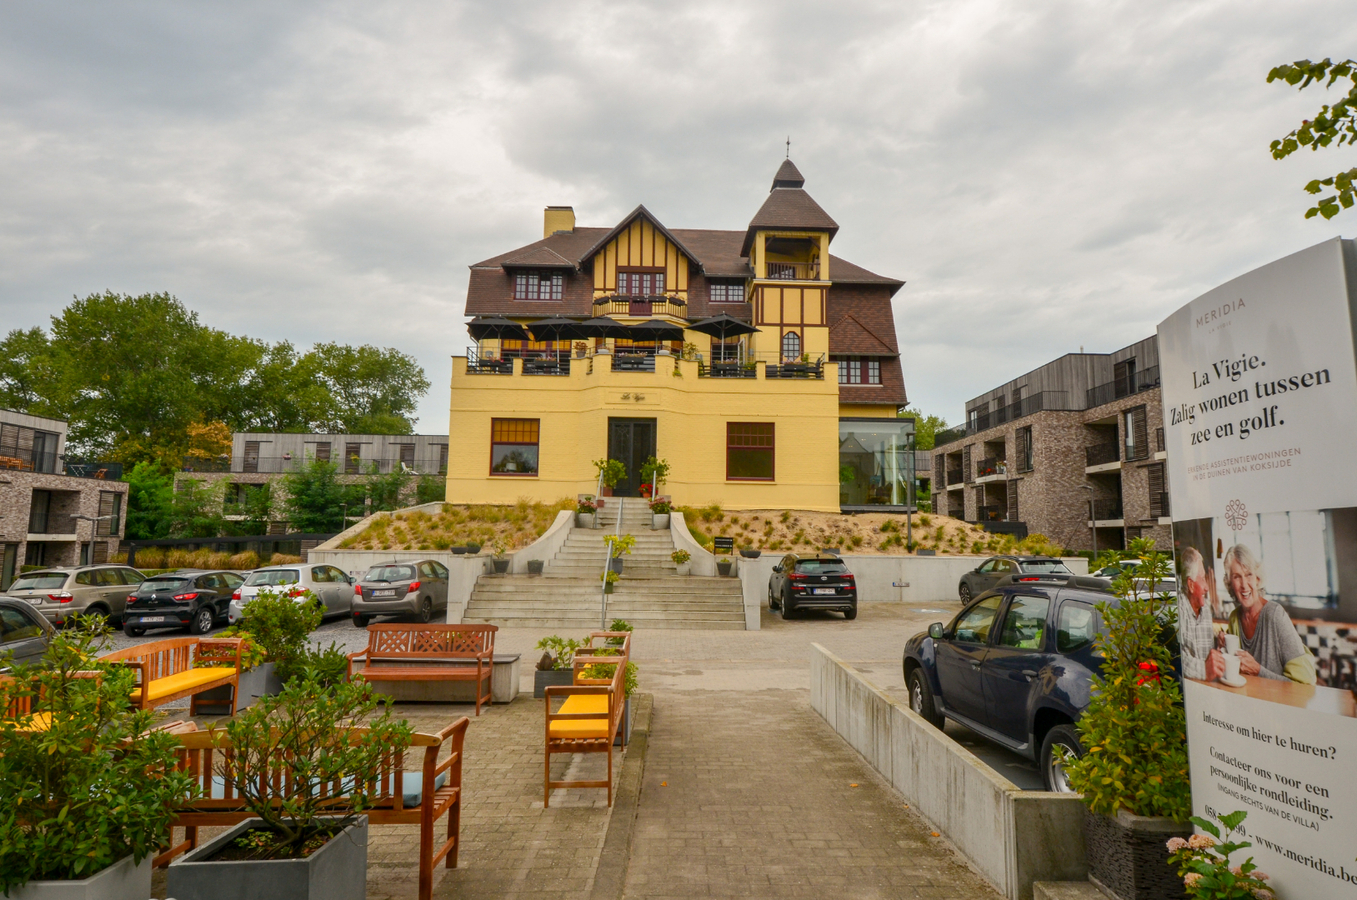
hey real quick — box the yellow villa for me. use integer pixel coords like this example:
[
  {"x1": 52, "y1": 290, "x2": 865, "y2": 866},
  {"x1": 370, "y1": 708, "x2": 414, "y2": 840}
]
[{"x1": 447, "y1": 160, "x2": 914, "y2": 513}]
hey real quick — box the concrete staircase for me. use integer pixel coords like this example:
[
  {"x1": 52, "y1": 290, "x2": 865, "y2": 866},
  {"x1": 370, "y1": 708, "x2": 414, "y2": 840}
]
[{"x1": 461, "y1": 498, "x2": 746, "y2": 630}]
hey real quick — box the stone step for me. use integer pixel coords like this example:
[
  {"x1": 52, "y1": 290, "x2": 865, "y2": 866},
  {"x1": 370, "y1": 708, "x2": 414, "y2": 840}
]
[{"x1": 472, "y1": 580, "x2": 741, "y2": 595}]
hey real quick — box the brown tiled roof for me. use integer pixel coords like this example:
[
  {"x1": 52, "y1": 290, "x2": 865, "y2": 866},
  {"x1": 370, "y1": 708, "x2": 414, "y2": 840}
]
[
  {"x1": 827, "y1": 285, "x2": 901, "y2": 354},
  {"x1": 742, "y1": 189, "x2": 839, "y2": 255},
  {"x1": 501, "y1": 246, "x2": 577, "y2": 269},
  {"x1": 465, "y1": 267, "x2": 596, "y2": 317},
  {"x1": 668, "y1": 229, "x2": 753, "y2": 278},
  {"x1": 838, "y1": 354, "x2": 907, "y2": 407},
  {"x1": 771, "y1": 159, "x2": 805, "y2": 189},
  {"x1": 829, "y1": 314, "x2": 896, "y2": 356},
  {"x1": 470, "y1": 228, "x2": 608, "y2": 269},
  {"x1": 828, "y1": 256, "x2": 904, "y2": 294}
]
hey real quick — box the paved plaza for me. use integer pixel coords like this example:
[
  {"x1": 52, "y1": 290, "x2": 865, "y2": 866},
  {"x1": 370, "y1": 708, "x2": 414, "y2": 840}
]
[{"x1": 148, "y1": 602, "x2": 1007, "y2": 899}]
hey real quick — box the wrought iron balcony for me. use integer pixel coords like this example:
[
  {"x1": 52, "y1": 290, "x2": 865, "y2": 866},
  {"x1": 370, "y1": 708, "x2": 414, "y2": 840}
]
[
  {"x1": 466, "y1": 349, "x2": 513, "y2": 375},
  {"x1": 976, "y1": 505, "x2": 1005, "y2": 522},
  {"x1": 946, "y1": 468, "x2": 964, "y2": 487},
  {"x1": 1085, "y1": 365, "x2": 1160, "y2": 409},
  {"x1": 1090, "y1": 499, "x2": 1124, "y2": 521},
  {"x1": 976, "y1": 457, "x2": 1006, "y2": 478}
]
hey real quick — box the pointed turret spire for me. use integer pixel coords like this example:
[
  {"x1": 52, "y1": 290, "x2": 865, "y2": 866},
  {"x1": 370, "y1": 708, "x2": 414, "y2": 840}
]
[{"x1": 771, "y1": 159, "x2": 805, "y2": 191}]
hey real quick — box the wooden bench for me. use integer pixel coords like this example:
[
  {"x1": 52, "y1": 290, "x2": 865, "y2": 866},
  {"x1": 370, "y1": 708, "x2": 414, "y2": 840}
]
[
  {"x1": 544, "y1": 632, "x2": 630, "y2": 807},
  {"x1": 161, "y1": 718, "x2": 468, "y2": 900},
  {"x1": 347, "y1": 624, "x2": 497, "y2": 715},
  {"x1": 99, "y1": 637, "x2": 243, "y2": 715}
]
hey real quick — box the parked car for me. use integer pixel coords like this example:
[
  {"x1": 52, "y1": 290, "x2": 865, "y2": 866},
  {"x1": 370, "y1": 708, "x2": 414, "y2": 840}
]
[
  {"x1": 351, "y1": 560, "x2": 451, "y2": 627},
  {"x1": 228, "y1": 564, "x2": 355, "y2": 625},
  {"x1": 0, "y1": 597, "x2": 56, "y2": 669},
  {"x1": 1092, "y1": 558, "x2": 1177, "y2": 595},
  {"x1": 903, "y1": 582, "x2": 1142, "y2": 792},
  {"x1": 123, "y1": 569, "x2": 245, "y2": 637},
  {"x1": 956, "y1": 555, "x2": 1073, "y2": 603},
  {"x1": 767, "y1": 552, "x2": 858, "y2": 620},
  {"x1": 1, "y1": 565, "x2": 145, "y2": 627}
]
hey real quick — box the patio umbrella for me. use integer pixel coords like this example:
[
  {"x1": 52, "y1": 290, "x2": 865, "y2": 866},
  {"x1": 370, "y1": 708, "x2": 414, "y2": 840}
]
[
  {"x1": 466, "y1": 316, "x2": 529, "y2": 341},
  {"x1": 579, "y1": 316, "x2": 632, "y2": 339},
  {"x1": 526, "y1": 316, "x2": 589, "y2": 342},
  {"x1": 627, "y1": 319, "x2": 686, "y2": 343},
  {"x1": 686, "y1": 313, "x2": 758, "y2": 342}
]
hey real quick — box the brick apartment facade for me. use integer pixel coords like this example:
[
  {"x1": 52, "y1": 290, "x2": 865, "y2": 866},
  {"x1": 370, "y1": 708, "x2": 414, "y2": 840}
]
[
  {"x1": 932, "y1": 337, "x2": 1171, "y2": 553},
  {"x1": 0, "y1": 409, "x2": 129, "y2": 587}
]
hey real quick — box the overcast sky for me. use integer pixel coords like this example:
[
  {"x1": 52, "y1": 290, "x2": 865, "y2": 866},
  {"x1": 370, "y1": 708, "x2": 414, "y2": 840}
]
[{"x1": 2, "y1": 1, "x2": 1354, "y2": 432}]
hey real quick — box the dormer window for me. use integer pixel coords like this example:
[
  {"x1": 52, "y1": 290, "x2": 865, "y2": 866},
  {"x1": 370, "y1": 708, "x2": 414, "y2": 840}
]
[
  {"x1": 618, "y1": 270, "x2": 664, "y2": 296},
  {"x1": 515, "y1": 272, "x2": 564, "y2": 300},
  {"x1": 709, "y1": 281, "x2": 746, "y2": 303}
]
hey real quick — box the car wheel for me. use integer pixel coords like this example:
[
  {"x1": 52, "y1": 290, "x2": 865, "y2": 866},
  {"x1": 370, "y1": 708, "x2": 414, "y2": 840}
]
[
  {"x1": 83, "y1": 605, "x2": 110, "y2": 626},
  {"x1": 843, "y1": 606, "x2": 857, "y2": 621},
  {"x1": 780, "y1": 590, "x2": 794, "y2": 620},
  {"x1": 907, "y1": 669, "x2": 944, "y2": 729},
  {"x1": 768, "y1": 582, "x2": 780, "y2": 611},
  {"x1": 190, "y1": 606, "x2": 215, "y2": 635},
  {"x1": 353, "y1": 614, "x2": 369, "y2": 628},
  {"x1": 418, "y1": 598, "x2": 433, "y2": 623},
  {"x1": 123, "y1": 623, "x2": 146, "y2": 638},
  {"x1": 1041, "y1": 724, "x2": 1084, "y2": 793},
  {"x1": 959, "y1": 583, "x2": 972, "y2": 604}
]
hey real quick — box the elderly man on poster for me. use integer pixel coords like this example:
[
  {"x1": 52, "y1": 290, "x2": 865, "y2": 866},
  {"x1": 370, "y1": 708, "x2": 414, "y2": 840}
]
[
  {"x1": 1221, "y1": 544, "x2": 1317, "y2": 684},
  {"x1": 1178, "y1": 546, "x2": 1225, "y2": 681}
]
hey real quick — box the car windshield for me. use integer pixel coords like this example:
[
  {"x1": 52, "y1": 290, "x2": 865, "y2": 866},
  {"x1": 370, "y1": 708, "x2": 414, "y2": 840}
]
[
  {"x1": 795, "y1": 560, "x2": 848, "y2": 575},
  {"x1": 136, "y1": 577, "x2": 193, "y2": 594},
  {"x1": 244, "y1": 569, "x2": 300, "y2": 587},
  {"x1": 9, "y1": 573, "x2": 68, "y2": 591},
  {"x1": 366, "y1": 565, "x2": 416, "y2": 582},
  {"x1": 1019, "y1": 559, "x2": 1072, "y2": 574}
]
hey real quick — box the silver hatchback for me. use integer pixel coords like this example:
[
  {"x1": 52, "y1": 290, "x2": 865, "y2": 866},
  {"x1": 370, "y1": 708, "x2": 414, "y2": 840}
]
[
  {"x1": 3, "y1": 565, "x2": 145, "y2": 627},
  {"x1": 351, "y1": 560, "x2": 449, "y2": 627}
]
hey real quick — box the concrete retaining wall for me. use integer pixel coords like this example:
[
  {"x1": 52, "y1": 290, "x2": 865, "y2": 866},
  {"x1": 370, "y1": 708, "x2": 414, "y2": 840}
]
[
  {"x1": 810, "y1": 644, "x2": 1087, "y2": 900},
  {"x1": 305, "y1": 550, "x2": 486, "y2": 624},
  {"x1": 508, "y1": 509, "x2": 573, "y2": 574},
  {"x1": 670, "y1": 512, "x2": 718, "y2": 576}
]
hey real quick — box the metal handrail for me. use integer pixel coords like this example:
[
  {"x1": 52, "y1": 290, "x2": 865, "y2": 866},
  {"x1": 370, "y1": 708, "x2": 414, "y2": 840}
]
[{"x1": 601, "y1": 498, "x2": 624, "y2": 628}]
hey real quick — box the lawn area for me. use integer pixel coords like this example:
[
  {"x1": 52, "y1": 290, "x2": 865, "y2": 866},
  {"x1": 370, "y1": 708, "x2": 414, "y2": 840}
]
[{"x1": 336, "y1": 498, "x2": 576, "y2": 552}]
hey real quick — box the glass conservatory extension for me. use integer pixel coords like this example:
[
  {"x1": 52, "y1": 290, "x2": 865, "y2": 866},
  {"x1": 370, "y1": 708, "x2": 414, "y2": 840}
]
[{"x1": 838, "y1": 417, "x2": 915, "y2": 511}]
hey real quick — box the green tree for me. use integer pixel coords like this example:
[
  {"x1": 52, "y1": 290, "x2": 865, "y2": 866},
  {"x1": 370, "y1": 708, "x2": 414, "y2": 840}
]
[
  {"x1": 899, "y1": 407, "x2": 948, "y2": 451},
  {"x1": 232, "y1": 482, "x2": 276, "y2": 536},
  {"x1": 283, "y1": 458, "x2": 355, "y2": 533},
  {"x1": 298, "y1": 343, "x2": 430, "y2": 434},
  {"x1": 123, "y1": 462, "x2": 174, "y2": 540},
  {"x1": 168, "y1": 477, "x2": 226, "y2": 538},
  {"x1": 415, "y1": 474, "x2": 446, "y2": 504},
  {"x1": 0, "y1": 328, "x2": 54, "y2": 414},
  {"x1": 1269, "y1": 57, "x2": 1357, "y2": 219},
  {"x1": 366, "y1": 465, "x2": 408, "y2": 512}
]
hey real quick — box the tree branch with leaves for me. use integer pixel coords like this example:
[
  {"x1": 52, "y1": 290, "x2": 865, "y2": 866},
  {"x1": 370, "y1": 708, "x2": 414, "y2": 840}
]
[{"x1": 1269, "y1": 57, "x2": 1357, "y2": 220}]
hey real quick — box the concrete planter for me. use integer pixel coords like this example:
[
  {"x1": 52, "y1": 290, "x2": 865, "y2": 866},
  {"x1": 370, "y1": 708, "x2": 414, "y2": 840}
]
[
  {"x1": 651, "y1": 513, "x2": 670, "y2": 529},
  {"x1": 608, "y1": 558, "x2": 624, "y2": 574},
  {"x1": 675, "y1": 562, "x2": 691, "y2": 576},
  {"x1": 615, "y1": 695, "x2": 634, "y2": 746},
  {"x1": 526, "y1": 559, "x2": 545, "y2": 575},
  {"x1": 6, "y1": 854, "x2": 152, "y2": 900},
  {"x1": 195, "y1": 662, "x2": 282, "y2": 716},
  {"x1": 577, "y1": 513, "x2": 596, "y2": 528},
  {"x1": 168, "y1": 816, "x2": 367, "y2": 900},
  {"x1": 534, "y1": 668, "x2": 574, "y2": 698},
  {"x1": 491, "y1": 558, "x2": 510, "y2": 574},
  {"x1": 740, "y1": 548, "x2": 761, "y2": 559},
  {"x1": 1083, "y1": 808, "x2": 1189, "y2": 900},
  {"x1": 716, "y1": 560, "x2": 734, "y2": 577}
]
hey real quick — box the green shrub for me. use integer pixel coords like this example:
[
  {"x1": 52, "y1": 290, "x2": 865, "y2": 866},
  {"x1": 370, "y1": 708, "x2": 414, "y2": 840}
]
[
  {"x1": 536, "y1": 636, "x2": 582, "y2": 671},
  {"x1": 237, "y1": 588, "x2": 323, "y2": 681},
  {"x1": 0, "y1": 619, "x2": 195, "y2": 890}
]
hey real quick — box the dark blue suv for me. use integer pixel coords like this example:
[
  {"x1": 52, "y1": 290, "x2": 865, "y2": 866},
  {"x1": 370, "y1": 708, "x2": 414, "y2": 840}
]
[{"x1": 902, "y1": 582, "x2": 1112, "y2": 792}]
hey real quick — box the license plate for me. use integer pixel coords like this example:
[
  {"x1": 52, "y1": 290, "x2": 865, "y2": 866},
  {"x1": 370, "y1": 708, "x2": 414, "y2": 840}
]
[
  {"x1": 813, "y1": 588, "x2": 837, "y2": 595},
  {"x1": 373, "y1": 590, "x2": 396, "y2": 598},
  {"x1": 138, "y1": 616, "x2": 170, "y2": 623}
]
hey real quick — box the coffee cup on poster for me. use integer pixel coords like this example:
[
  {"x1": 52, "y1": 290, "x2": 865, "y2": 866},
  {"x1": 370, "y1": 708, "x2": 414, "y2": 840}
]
[
  {"x1": 1222, "y1": 653, "x2": 1241, "y2": 683},
  {"x1": 1223, "y1": 633, "x2": 1240, "y2": 656}
]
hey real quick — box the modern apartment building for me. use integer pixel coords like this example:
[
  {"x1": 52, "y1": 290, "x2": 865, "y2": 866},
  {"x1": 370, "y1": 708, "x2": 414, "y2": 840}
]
[
  {"x1": 931, "y1": 337, "x2": 1169, "y2": 552},
  {"x1": 0, "y1": 409, "x2": 129, "y2": 587},
  {"x1": 447, "y1": 159, "x2": 915, "y2": 512}
]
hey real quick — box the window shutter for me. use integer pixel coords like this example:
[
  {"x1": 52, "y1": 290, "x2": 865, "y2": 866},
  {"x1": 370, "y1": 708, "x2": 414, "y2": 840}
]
[
  {"x1": 243, "y1": 441, "x2": 260, "y2": 473},
  {"x1": 314, "y1": 442, "x2": 331, "y2": 462},
  {"x1": 399, "y1": 444, "x2": 415, "y2": 467},
  {"x1": 1007, "y1": 484, "x2": 1019, "y2": 523},
  {"x1": 1129, "y1": 406, "x2": 1148, "y2": 460},
  {"x1": 934, "y1": 453, "x2": 944, "y2": 484},
  {"x1": 963, "y1": 446, "x2": 974, "y2": 484},
  {"x1": 345, "y1": 443, "x2": 361, "y2": 474},
  {"x1": 1015, "y1": 428, "x2": 1030, "y2": 473},
  {"x1": 1148, "y1": 463, "x2": 1166, "y2": 518}
]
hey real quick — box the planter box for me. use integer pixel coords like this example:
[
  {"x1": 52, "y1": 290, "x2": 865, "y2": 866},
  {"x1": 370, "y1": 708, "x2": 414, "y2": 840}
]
[
  {"x1": 369, "y1": 654, "x2": 521, "y2": 704},
  {"x1": 1084, "y1": 808, "x2": 1189, "y2": 900},
  {"x1": 534, "y1": 668, "x2": 574, "y2": 698},
  {"x1": 603, "y1": 583, "x2": 615, "y2": 594},
  {"x1": 716, "y1": 560, "x2": 734, "y2": 577},
  {"x1": 675, "y1": 562, "x2": 691, "y2": 576},
  {"x1": 6, "y1": 854, "x2": 152, "y2": 900},
  {"x1": 491, "y1": 558, "x2": 510, "y2": 574},
  {"x1": 168, "y1": 816, "x2": 367, "y2": 900},
  {"x1": 195, "y1": 662, "x2": 282, "y2": 716},
  {"x1": 608, "y1": 558, "x2": 624, "y2": 574},
  {"x1": 739, "y1": 549, "x2": 761, "y2": 559},
  {"x1": 615, "y1": 695, "x2": 634, "y2": 746},
  {"x1": 577, "y1": 513, "x2": 596, "y2": 529},
  {"x1": 527, "y1": 560, "x2": 545, "y2": 575},
  {"x1": 651, "y1": 513, "x2": 670, "y2": 529}
]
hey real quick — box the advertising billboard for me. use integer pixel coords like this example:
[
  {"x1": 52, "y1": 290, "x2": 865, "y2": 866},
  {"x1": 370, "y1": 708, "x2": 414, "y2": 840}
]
[{"x1": 1158, "y1": 237, "x2": 1357, "y2": 896}]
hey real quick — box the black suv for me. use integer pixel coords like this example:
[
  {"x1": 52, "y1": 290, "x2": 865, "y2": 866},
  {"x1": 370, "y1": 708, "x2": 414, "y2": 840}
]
[
  {"x1": 902, "y1": 581, "x2": 1115, "y2": 791},
  {"x1": 123, "y1": 569, "x2": 245, "y2": 636},
  {"x1": 768, "y1": 553, "x2": 857, "y2": 620},
  {"x1": 957, "y1": 555, "x2": 1075, "y2": 603}
]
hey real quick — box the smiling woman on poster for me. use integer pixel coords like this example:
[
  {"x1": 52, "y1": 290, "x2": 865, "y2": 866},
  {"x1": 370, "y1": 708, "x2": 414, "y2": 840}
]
[{"x1": 1221, "y1": 544, "x2": 1317, "y2": 684}]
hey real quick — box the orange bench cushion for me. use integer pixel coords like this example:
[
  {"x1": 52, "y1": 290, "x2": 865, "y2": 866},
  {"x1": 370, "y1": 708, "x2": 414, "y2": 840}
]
[
  {"x1": 131, "y1": 667, "x2": 236, "y2": 705},
  {"x1": 549, "y1": 694, "x2": 612, "y2": 739},
  {"x1": 9, "y1": 711, "x2": 53, "y2": 732}
]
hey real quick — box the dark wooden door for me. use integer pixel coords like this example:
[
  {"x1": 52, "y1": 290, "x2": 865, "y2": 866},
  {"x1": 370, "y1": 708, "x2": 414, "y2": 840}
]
[{"x1": 607, "y1": 418, "x2": 656, "y2": 497}]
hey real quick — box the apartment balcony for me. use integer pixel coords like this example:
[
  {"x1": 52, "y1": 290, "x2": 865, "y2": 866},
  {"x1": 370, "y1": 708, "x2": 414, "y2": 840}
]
[
  {"x1": 1085, "y1": 365, "x2": 1160, "y2": 409},
  {"x1": 0, "y1": 448, "x2": 59, "y2": 474},
  {"x1": 762, "y1": 262, "x2": 819, "y2": 281},
  {"x1": 27, "y1": 513, "x2": 78, "y2": 541},
  {"x1": 946, "y1": 468, "x2": 964, "y2": 487},
  {"x1": 975, "y1": 457, "x2": 1008, "y2": 484},
  {"x1": 935, "y1": 391, "x2": 1078, "y2": 447},
  {"x1": 592, "y1": 295, "x2": 688, "y2": 318},
  {"x1": 182, "y1": 456, "x2": 448, "y2": 476},
  {"x1": 697, "y1": 352, "x2": 826, "y2": 380},
  {"x1": 976, "y1": 505, "x2": 1005, "y2": 522},
  {"x1": 1088, "y1": 498, "x2": 1124, "y2": 527},
  {"x1": 1085, "y1": 442, "x2": 1121, "y2": 473}
]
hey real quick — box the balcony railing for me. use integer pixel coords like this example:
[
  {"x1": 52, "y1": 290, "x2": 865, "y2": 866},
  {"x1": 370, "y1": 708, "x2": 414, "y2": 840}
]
[
  {"x1": 976, "y1": 505, "x2": 1004, "y2": 522},
  {"x1": 945, "y1": 469, "x2": 963, "y2": 487},
  {"x1": 1086, "y1": 365, "x2": 1160, "y2": 409},
  {"x1": 611, "y1": 353, "x2": 657, "y2": 373},
  {"x1": 0, "y1": 449, "x2": 59, "y2": 474},
  {"x1": 466, "y1": 348, "x2": 513, "y2": 375},
  {"x1": 976, "y1": 457, "x2": 1006, "y2": 478},
  {"x1": 183, "y1": 456, "x2": 447, "y2": 476},
  {"x1": 1085, "y1": 443, "x2": 1120, "y2": 467},
  {"x1": 697, "y1": 360, "x2": 756, "y2": 379},
  {"x1": 593, "y1": 295, "x2": 688, "y2": 318},
  {"x1": 62, "y1": 460, "x2": 123, "y2": 480},
  {"x1": 940, "y1": 391, "x2": 1078, "y2": 446},
  {"x1": 1090, "y1": 499, "x2": 1124, "y2": 521},
  {"x1": 28, "y1": 512, "x2": 77, "y2": 535},
  {"x1": 935, "y1": 426, "x2": 966, "y2": 447},
  {"x1": 696, "y1": 352, "x2": 825, "y2": 380},
  {"x1": 522, "y1": 358, "x2": 569, "y2": 376},
  {"x1": 763, "y1": 262, "x2": 818, "y2": 280}
]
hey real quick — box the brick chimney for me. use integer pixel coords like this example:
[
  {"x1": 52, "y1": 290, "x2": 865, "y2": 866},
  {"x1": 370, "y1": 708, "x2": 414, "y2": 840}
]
[{"x1": 543, "y1": 206, "x2": 575, "y2": 238}]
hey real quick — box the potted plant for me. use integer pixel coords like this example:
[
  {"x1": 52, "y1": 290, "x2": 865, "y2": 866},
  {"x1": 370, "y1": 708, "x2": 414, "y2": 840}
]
[
  {"x1": 638, "y1": 483, "x2": 653, "y2": 500},
  {"x1": 604, "y1": 533, "x2": 635, "y2": 574},
  {"x1": 0, "y1": 620, "x2": 196, "y2": 900},
  {"x1": 648, "y1": 497, "x2": 671, "y2": 529},
  {"x1": 166, "y1": 673, "x2": 412, "y2": 900},
  {"x1": 601, "y1": 569, "x2": 619, "y2": 593},
  {"x1": 527, "y1": 559, "x2": 545, "y2": 575},
  {"x1": 464, "y1": 541, "x2": 482, "y2": 555},
  {"x1": 1166, "y1": 810, "x2": 1274, "y2": 899},
  {"x1": 573, "y1": 340, "x2": 589, "y2": 358},
  {"x1": 533, "y1": 636, "x2": 581, "y2": 697},
  {"x1": 1064, "y1": 540, "x2": 1192, "y2": 900},
  {"x1": 638, "y1": 456, "x2": 670, "y2": 499},
  {"x1": 671, "y1": 548, "x2": 691, "y2": 576},
  {"x1": 592, "y1": 458, "x2": 625, "y2": 497},
  {"x1": 491, "y1": 538, "x2": 510, "y2": 574},
  {"x1": 740, "y1": 548, "x2": 761, "y2": 559},
  {"x1": 716, "y1": 551, "x2": 734, "y2": 577},
  {"x1": 577, "y1": 495, "x2": 598, "y2": 529}
]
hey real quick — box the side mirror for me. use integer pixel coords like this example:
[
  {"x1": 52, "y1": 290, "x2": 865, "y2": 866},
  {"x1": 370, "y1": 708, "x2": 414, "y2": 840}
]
[
  {"x1": 928, "y1": 623, "x2": 945, "y2": 640},
  {"x1": 772, "y1": 565, "x2": 783, "y2": 574}
]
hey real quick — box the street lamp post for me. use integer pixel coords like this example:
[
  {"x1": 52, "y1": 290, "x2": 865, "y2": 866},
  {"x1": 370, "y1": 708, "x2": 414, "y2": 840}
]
[
  {"x1": 73, "y1": 514, "x2": 116, "y2": 566},
  {"x1": 1080, "y1": 485, "x2": 1097, "y2": 559}
]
